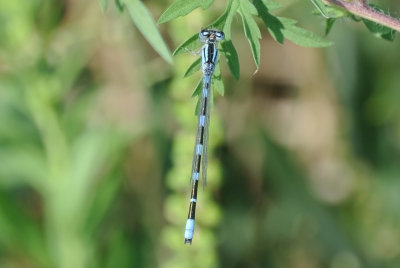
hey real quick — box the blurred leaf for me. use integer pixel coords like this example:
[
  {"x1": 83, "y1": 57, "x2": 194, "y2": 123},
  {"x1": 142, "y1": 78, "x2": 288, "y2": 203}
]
[
  {"x1": 64, "y1": 129, "x2": 129, "y2": 224},
  {"x1": 85, "y1": 169, "x2": 122, "y2": 235},
  {"x1": 98, "y1": 0, "x2": 108, "y2": 11},
  {"x1": 239, "y1": 0, "x2": 261, "y2": 68},
  {"x1": 278, "y1": 17, "x2": 333, "y2": 47},
  {"x1": 115, "y1": 0, "x2": 125, "y2": 12},
  {"x1": 260, "y1": 131, "x2": 366, "y2": 261},
  {"x1": 0, "y1": 190, "x2": 49, "y2": 266},
  {"x1": 123, "y1": 0, "x2": 173, "y2": 63},
  {"x1": 0, "y1": 147, "x2": 46, "y2": 191},
  {"x1": 104, "y1": 230, "x2": 135, "y2": 268},
  {"x1": 184, "y1": 58, "x2": 201, "y2": 77},
  {"x1": 158, "y1": 0, "x2": 214, "y2": 24}
]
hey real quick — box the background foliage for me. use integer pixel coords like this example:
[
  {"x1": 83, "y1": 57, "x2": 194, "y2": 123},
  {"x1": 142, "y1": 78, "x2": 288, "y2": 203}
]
[{"x1": 1, "y1": 0, "x2": 400, "y2": 267}]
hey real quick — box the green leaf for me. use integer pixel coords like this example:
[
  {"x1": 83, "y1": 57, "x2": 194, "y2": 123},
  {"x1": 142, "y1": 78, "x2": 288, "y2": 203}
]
[
  {"x1": 278, "y1": 17, "x2": 333, "y2": 47},
  {"x1": 380, "y1": 30, "x2": 396, "y2": 41},
  {"x1": 84, "y1": 170, "x2": 122, "y2": 235},
  {"x1": 325, "y1": 18, "x2": 336, "y2": 35},
  {"x1": 193, "y1": 77, "x2": 218, "y2": 115},
  {"x1": 0, "y1": 191, "x2": 47, "y2": 264},
  {"x1": 210, "y1": 0, "x2": 240, "y2": 78},
  {"x1": 173, "y1": 1, "x2": 234, "y2": 55},
  {"x1": 158, "y1": 0, "x2": 214, "y2": 24},
  {"x1": 361, "y1": 4, "x2": 396, "y2": 41},
  {"x1": 174, "y1": 0, "x2": 241, "y2": 79},
  {"x1": 184, "y1": 58, "x2": 201, "y2": 77},
  {"x1": 309, "y1": 0, "x2": 347, "y2": 35},
  {"x1": 254, "y1": 0, "x2": 284, "y2": 43},
  {"x1": 324, "y1": 18, "x2": 336, "y2": 35},
  {"x1": 192, "y1": 78, "x2": 203, "y2": 97},
  {"x1": 191, "y1": 66, "x2": 223, "y2": 97},
  {"x1": 98, "y1": 0, "x2": 107, "y2": 11},
  {"x1": 193, "y1": 79, "x2": 202, "y2": 115},
  {"x1": 115, "y1": 0, "x2": 124, "y2": 12},
  {"x1": 212, "y1": 65, "x2": 224, "y2": 96},
  {"x1": 239, "y1": 0, "x2": 261, "y2": 68},
  {"x1": 262, "y1": 0, "x2": 281, "y2": 10},
  {"x1": 173, "y1": 33, "x2": 200, "y2": 56},
  {"x1": 210, "y1": 0, "x2": 236, "y2": 31},
  {"x1": 363, "y1": 19, "x2": 396, "y2": 41},
  {"x1": 309, "y1": 0, "x2": 347, "y2": 18},
  {"x1": 221, "y1": 0, "x2": 238, "y2": 38},
  {"x1": 221, "y1": 40, "x2": 239, "y2": 80},
  {"x1": 246, "y1": 0, "x2": 258, "y2": 16},
  {"x1": 0, "y1": 147, "x2": 46, "y2": 190},
  {"x1": 349, "y1": 14, "x2": 361, "y2": 22},
  {"x1": 123, "y1": 0, "x2": 173, "y2": 63}
]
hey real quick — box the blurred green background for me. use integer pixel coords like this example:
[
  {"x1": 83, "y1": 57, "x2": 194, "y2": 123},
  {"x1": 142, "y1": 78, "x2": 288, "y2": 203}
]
[{"x1": 1, "y1": 0, "x2": 400, "y2": 267}]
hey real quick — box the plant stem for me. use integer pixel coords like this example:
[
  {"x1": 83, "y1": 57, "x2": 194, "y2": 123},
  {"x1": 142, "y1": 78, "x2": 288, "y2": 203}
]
[{"x1": 323, "y1": 0, "x2": 400, "y2": 32}]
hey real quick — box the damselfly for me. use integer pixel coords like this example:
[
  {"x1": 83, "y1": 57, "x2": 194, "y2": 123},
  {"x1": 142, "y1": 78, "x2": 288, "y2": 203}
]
[{"x1": 184, "y1": 29, "x2": 225, "y2": 244}]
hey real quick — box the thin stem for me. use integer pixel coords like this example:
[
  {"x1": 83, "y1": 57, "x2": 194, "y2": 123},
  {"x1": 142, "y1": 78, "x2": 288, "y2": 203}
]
[{"x1": 323, "y1": 0, "x2": 400, "y2": 32}]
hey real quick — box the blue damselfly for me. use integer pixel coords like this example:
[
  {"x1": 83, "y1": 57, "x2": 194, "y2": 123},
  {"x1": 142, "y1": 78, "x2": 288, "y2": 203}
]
[{"x1": 184, "y1": 29, "x2": 225, "y2": 244}]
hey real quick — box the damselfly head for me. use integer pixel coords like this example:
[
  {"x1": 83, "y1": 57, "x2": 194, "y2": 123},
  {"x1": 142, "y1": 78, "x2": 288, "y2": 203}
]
[{"x1": 199, "y1": 29, "x2": 225, "y2": 43}]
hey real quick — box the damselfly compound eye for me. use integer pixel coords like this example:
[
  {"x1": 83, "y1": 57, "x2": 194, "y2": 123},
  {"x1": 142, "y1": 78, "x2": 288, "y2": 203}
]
[
  {"x1": 199, "y1": 30, "x2": 210, "y2": 40},
  {"x1": 215, "y1": 31, "x2": 225, "y2": 41}
]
